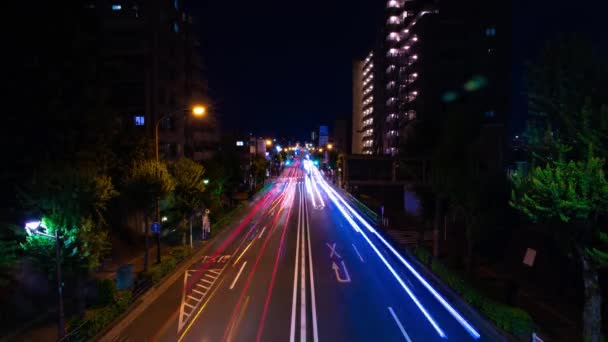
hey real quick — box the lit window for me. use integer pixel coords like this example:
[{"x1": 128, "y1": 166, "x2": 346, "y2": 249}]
[
  {"x1": 402, "y1": 11, "x2": 408, "y2": 19},
  {"x1": 485, "y1": 27, "x2": 496, "y2": 37},
  {"x1": 173, "y1": 22, "x2": 179, "y2": 33},
  {"x1": 174, "y1": 0, "x2": 179, "y2": 10},
  {"x1": 112, "y1": 4, "x2": 122, "y2": 10},
  {"x1": 134, "y1": 116, "x2": 145, "y2": 126},
  {"x1": 484, "y1": 110, "x2": 495, "y2": 118},
  {"x1": 387, "y1": 0, "x2": 401, "y2": 8},
  {"x1": 387, "y1": 32, "x2": 400, "y2": 41},
  {"x1": 388, "y1": 16, "x2": 400, "y2": 24}
]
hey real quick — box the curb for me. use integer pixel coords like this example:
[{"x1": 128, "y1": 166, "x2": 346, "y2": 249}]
[
  {"x1": 95, "y1": 202, "x2": 256, "y2": 342},
  {"x1": 336, "y1": 184, "x2": 514, "y2": 341}
]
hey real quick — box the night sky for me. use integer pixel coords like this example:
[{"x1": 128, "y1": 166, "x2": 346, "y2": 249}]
[{"x1": 185, "y1": 0, "x2": 606, "y2": 141}]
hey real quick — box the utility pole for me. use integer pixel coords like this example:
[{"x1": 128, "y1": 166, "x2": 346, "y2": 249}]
[{"x1": 55, "y1": 229, "x2": 65, "y2": 339}]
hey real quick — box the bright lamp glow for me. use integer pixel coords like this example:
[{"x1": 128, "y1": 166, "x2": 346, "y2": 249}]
[{"x1": 192, "y1": 106, "x2": 206, "y2": 116}]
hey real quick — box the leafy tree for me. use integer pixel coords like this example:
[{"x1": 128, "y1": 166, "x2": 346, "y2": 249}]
[
  {"x1": 168, "y1": 158, "x2": 206, "y2": 245},
  {"x1": 252, "y1": 155, "x2": 269, "y2": 188},
  {"x1": 525, "y1": 36, "x2": 608, "y2": 163},
  {"x1": 124, "y1": 160, "x2": 174, "y2": 271},
  {"x1": 431, "y1": 109, "x2": 507, "y2": 270},
  {"x1": 516, "y1": 36, "x2": 608, "y2": 342},
  {"x1": 510, "y1": 154, "x2": 608, "y2": 342},
  {"x1": 18, "y1": 165, "x2": 117, "y2": 315},
  {"x1": 19, "y1": 165, "x2": 117, "y2": 273}
]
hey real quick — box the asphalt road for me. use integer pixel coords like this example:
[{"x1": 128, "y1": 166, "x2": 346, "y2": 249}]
[{"x1": 125, "y1": 160, "x2": 500, "y2": 342}]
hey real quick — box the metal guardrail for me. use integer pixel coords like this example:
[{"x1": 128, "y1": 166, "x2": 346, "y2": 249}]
[{"x1": 334, "y1": 186, "x2": 378, "y2": 223}]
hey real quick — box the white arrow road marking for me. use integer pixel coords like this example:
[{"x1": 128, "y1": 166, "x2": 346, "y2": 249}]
[
  {"x1": 229, "y1": 261, "x2": 247, "y2": 290},
  {"x1": 331, "y1": 260, "x2": 351, "y2": 283},
  {"x1": 388, "y1": 307, "x2": 413, "y2": 342},
  {"x1": 352, "y1": 244, "x2": 364, "y2": 262},
  {"x1": 326, "y1": 242, "x2": 342, "y2": 259}
]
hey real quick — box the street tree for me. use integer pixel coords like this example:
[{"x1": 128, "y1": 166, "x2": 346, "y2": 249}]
[
  {"x1": 510, "y1": 154, "x2": 608, "y2": 342},
  {"x1": 431, "y1": 108, "x2": 507, "y2": 270},
  {"x1": 19, "y1": 165, "x2": 117, "y2": 314},
  {"x1": 169, "y1": 158, "x2": 206, "y2": 245},
  {"x1": 124, "y1": 160, "x2": 174, "y2": 271},
  {"x1": 514, "y1": 36, "x2": 608, "y2": 342},
  {"x1": 252, "y1": 155, "x2": 269, "y2": 189}
]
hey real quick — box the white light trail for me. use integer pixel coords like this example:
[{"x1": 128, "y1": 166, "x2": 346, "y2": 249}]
[{"x1": 312, "y1": 166, "x2": 481, "y2": 340}]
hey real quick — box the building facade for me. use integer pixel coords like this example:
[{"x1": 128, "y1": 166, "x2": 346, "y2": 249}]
[
  {"x1": 353, "y1": 0, "x2": 509, "y2": 158},
  {"x1": 90, "y1": 0, "x2": 213, "y2": 161}
]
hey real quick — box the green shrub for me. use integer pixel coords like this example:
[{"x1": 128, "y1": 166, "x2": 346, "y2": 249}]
[
  {"x1": 96, "y1": 278, "x2": 117, "y2": 306},
  {"x1": 411, "y1": 247, "x2": 533, "y2": 337},
  {"x1": 143, "y1": 255, "x2": 178, "y2": 284},
  {"x1": 170, "y1": 246, "x2": 192, "y2": 261},
  {"x1": 69, "y1": 286, "x2": 134, "y2": 339}
]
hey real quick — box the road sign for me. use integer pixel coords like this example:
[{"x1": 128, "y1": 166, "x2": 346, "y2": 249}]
[
  {"x1": 151, "y1": 222, "x2": 161, "y2": 234},
  {"x1": 523, "y1": 248, "x2": 536, "y2": 267}
]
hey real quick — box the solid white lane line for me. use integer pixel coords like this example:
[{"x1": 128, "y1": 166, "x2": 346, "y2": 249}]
[
  {"x1": 305, "y1": 194, "x2": 319, "y2": 342},
  {"x1": 352, "y1": 244, "x2": 365, "y2": 262},
  {"x1": 388, "y1": 307, "x2": 413, "y2": 342},
  {"x1": 289, "y1": 187, "x2": 302, "y2": 342},
  {"x1": 229, "y1": 261, "x2": 247, "y2": 290},
  {"x1": 300, "y1": 187, "x2": 307, "y2": 342},
  {"x1": 258, "y1": 226, "x2": 267, "y2": 239}
]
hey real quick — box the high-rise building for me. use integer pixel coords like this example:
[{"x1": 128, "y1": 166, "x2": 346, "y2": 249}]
[
  {"x1": 90, "y1": 0, "x2": 213, "y2": 161},
  {"x1": 318, "y1": 125, "x2": 329, "y2": 147},
  {"x1": 360, "y1": 52, "x2": 376, "y2": 155},
  {"x1": 351, "y1": 60, "x2": 364, "y2": 154},
  {"x1": 353, "y1": 0, "x2": 510, "y2": 157}
]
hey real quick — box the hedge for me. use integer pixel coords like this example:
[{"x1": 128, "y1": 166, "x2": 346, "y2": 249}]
[
  {"x1": 412, "y1": 247, "x2": 533, "y2": 338},
  {"x1": 67, "y1": 279, "x2": 133, "y2": 339}
]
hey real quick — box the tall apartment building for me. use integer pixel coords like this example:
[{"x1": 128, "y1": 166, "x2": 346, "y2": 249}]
[
  {"x1": 89, "y1": 0, "x2": 214, "y2": 161},
  {"x1": 353, "y1": 0, "x2": 510, "y2": 157},
  {"x1": 361, "y1": 52, "x2": 376, "y2": 154},
  {"x1": 351, "y1": 60, "x2": 364, "y2": 154}
]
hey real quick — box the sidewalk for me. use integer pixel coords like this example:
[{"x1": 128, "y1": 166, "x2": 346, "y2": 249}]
[{"x1": 3, "y1": 237, "x2": 193, "y2": 342}]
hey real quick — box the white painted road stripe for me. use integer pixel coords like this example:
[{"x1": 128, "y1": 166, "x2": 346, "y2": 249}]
[
  {"x1": 305, "y1": 192, "x2": 319, "y2": 342},
  {"x1": 289, "y1": 186, "x2": 302, "y2": 342},
  {"x1": 352, "y1": 243, "x2": 364, "y2": 262},
  {"x1": 229, "y1": 261, "x2": 247, "y2": 290},
  {"x1": 300, "y1": 187, "x2": 307, "y2": 342},
  {"x1": 388, "y1": 307, "x2": 413, "y2": 342}
]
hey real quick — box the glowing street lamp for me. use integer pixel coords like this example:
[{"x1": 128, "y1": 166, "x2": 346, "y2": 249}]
[
  {"x1": 327, "y1": 144, "x2": 333, "y2": 150},
  {"x1": 154, "y1": 104, "x2": 206, "y2": 264},
  {"x1": 192, "y1": 105, "x2": 206, "y2": 117},
  {"x1": 265, "y1": 139, "x2": 272, "y2": 146},
  {"x1": 24, "y1": 220, "x2": 65, "y2": 339}
]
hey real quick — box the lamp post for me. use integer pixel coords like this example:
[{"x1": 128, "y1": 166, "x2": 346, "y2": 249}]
[
  {"x1": 25, "y1": 220, "x2": 65, "y2": 339},
  {"x1": 154, "y1": 105, "x2": 205, "y2": 263}
]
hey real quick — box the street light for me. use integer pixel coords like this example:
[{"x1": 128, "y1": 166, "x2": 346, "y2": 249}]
[
  {"x1": 192, "y1": 105, "x2": 206, "y2": 117},
  {"x1": 327, "y1": 144, "x2": 333, "y2": 150},
  {"x1": 24, "y1": 220, "x2": 65, "y2": 339},
  {"x1": 265, "y1": 139, "x2": 272, "y2": 146},
  {"x1": 156, "y1": 105, "x2": 206, "y2": 161},
  {"x1": 154, "y1": 105, "x2": 205, "y2": 263}
]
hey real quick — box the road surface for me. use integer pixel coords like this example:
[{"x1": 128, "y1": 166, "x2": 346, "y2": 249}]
[{"x1": 132, "y1": 160, "x2": 498, "y2": 342}]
